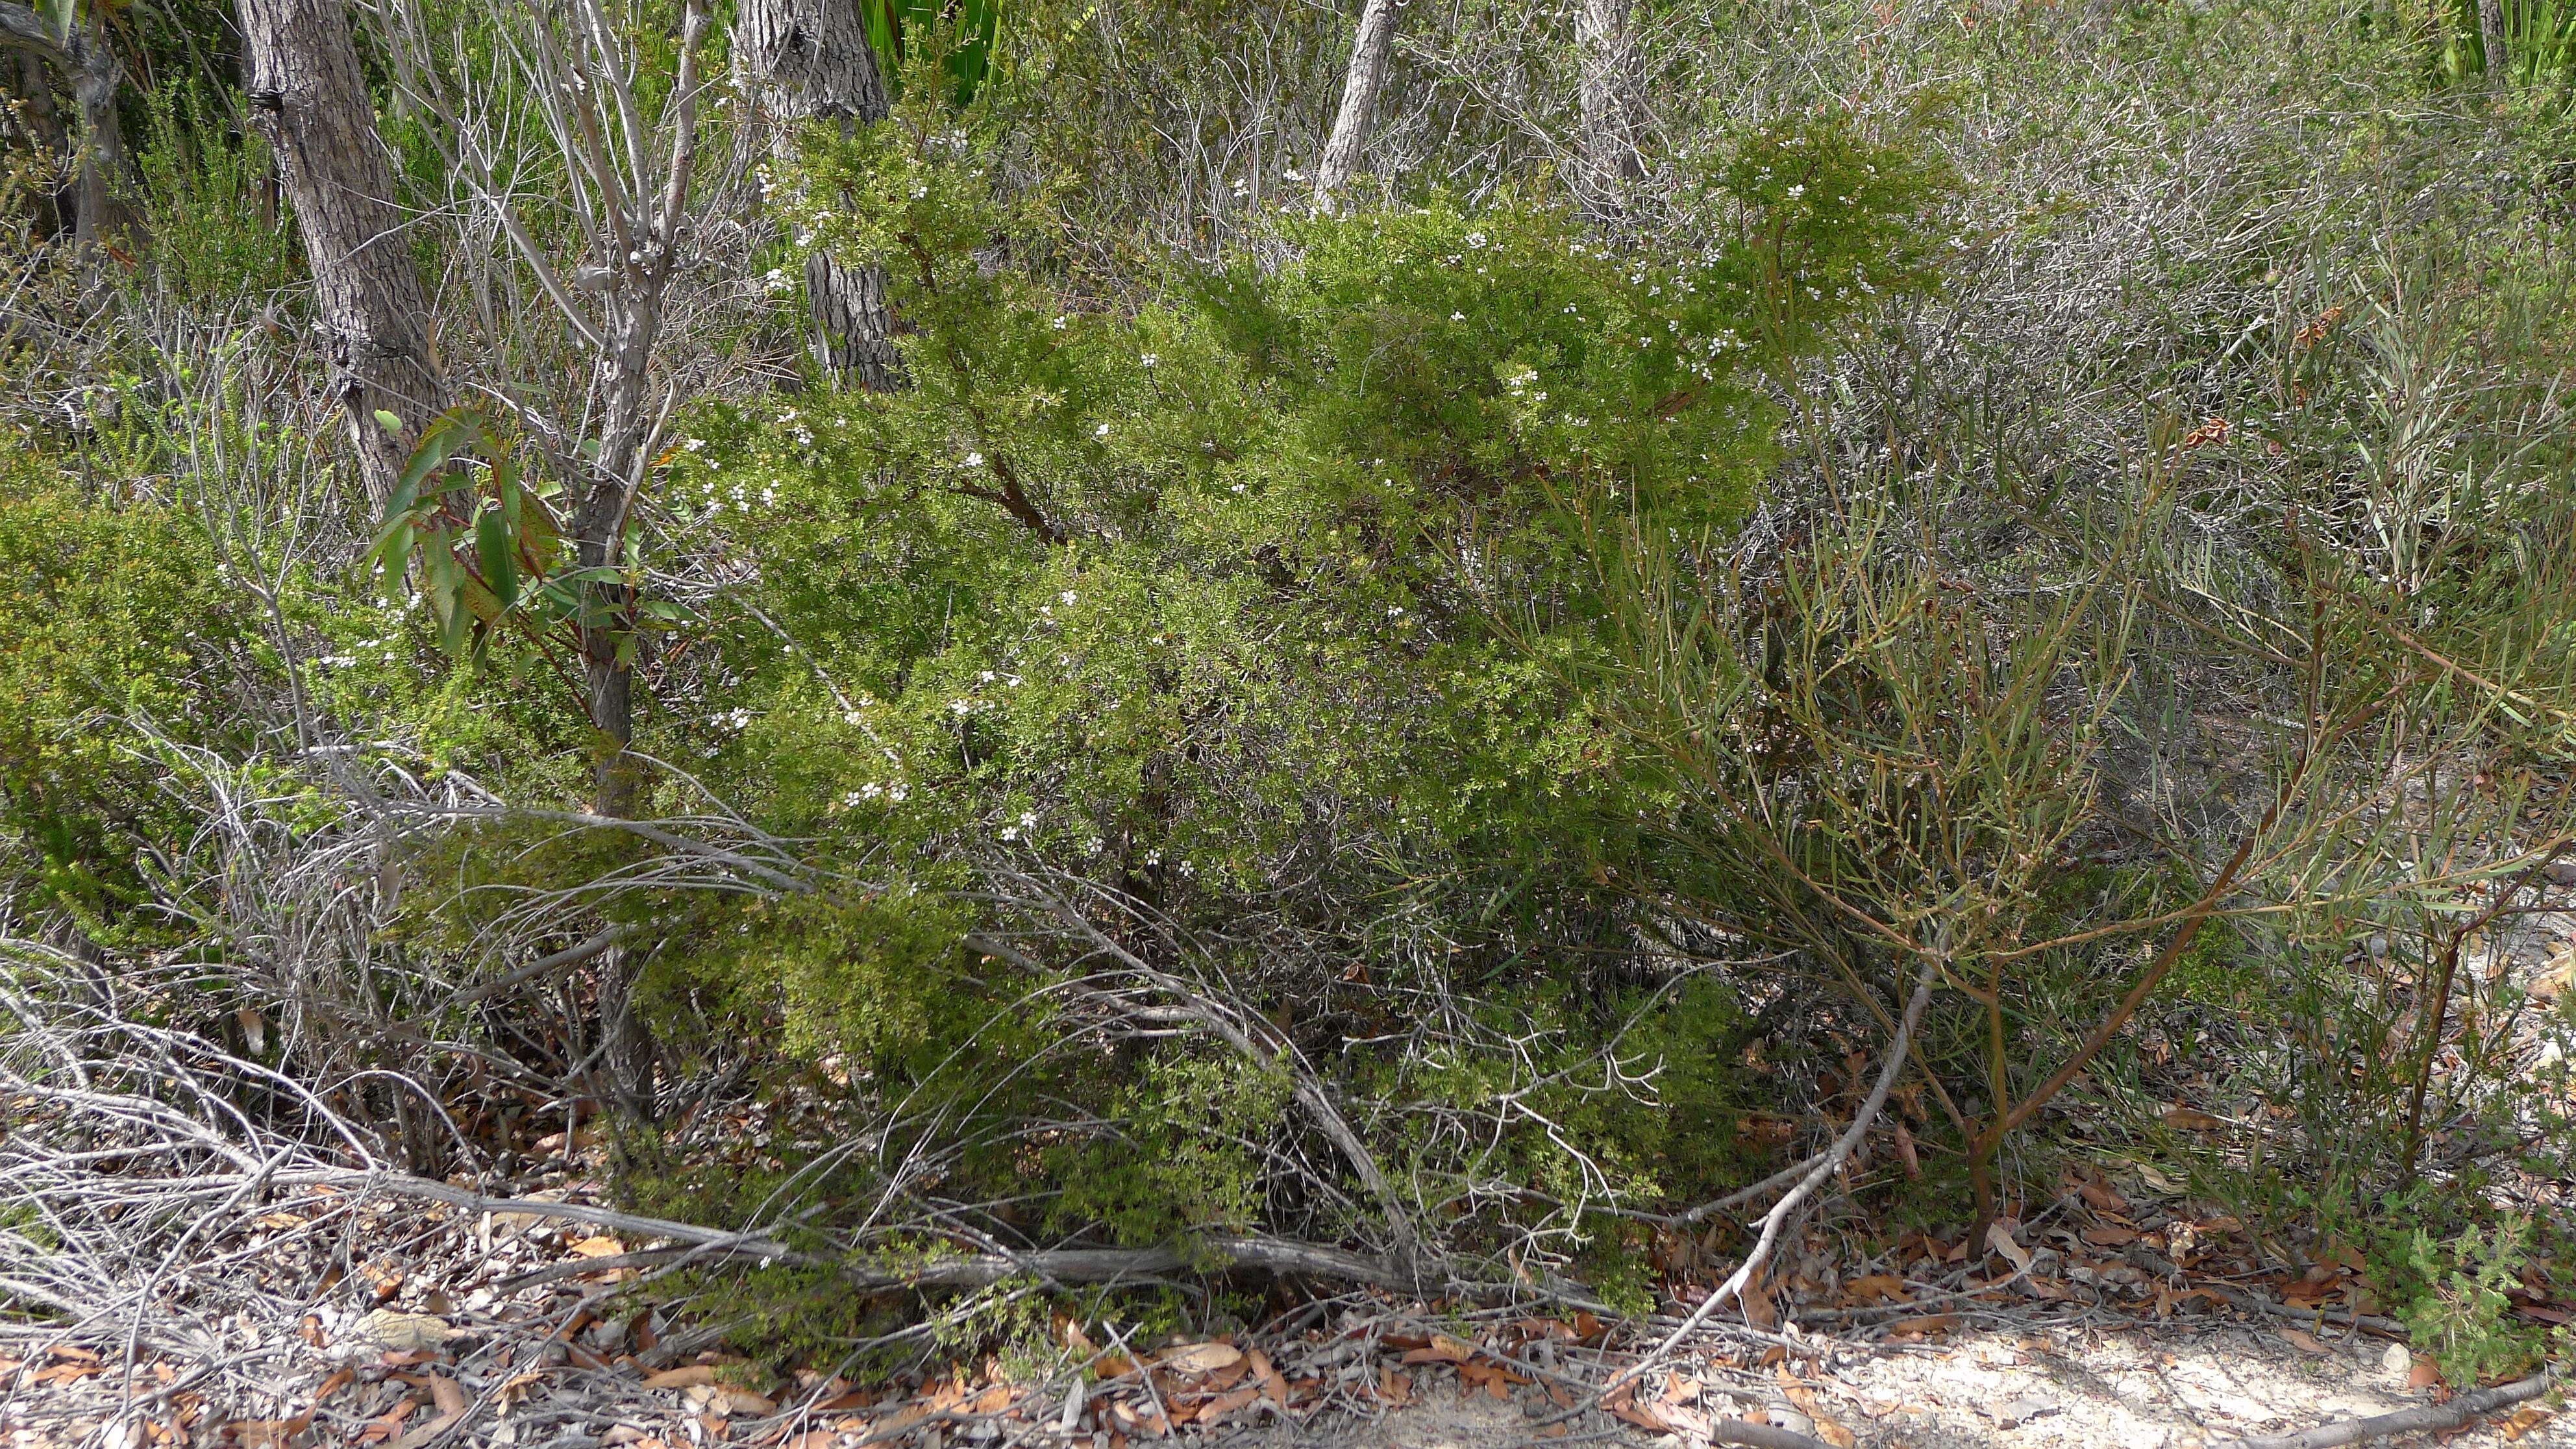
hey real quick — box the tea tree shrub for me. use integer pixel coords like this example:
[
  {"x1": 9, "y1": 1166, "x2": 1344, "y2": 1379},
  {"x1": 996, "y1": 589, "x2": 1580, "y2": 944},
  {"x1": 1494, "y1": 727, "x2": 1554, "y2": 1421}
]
[{"x1": 623, "y1": 106, "x2": 1949, "y2": 1254}]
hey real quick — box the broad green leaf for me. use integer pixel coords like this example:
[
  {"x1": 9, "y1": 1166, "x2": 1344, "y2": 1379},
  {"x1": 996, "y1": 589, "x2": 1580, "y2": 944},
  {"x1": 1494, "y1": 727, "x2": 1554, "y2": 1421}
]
[{"x1": 477, "y1": 510, "x2": 519, "y2": 612}]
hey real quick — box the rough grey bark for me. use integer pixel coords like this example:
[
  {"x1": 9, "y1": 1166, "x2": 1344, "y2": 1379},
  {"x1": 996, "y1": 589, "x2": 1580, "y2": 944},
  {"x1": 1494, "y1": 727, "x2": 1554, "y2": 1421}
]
[
  {"x1": 6, "y1": 49, "x2": 68, "y2": 235},
  {"x1": 66, "y1": 3, "x2": 129, "y2": 242},
  {"x1": 1313, "y1": 0, "x2": 1402, "y2": 207},
  {"x1": 238, "y1": 0, "x2": 445, "y2": 506},
  {"x1": 2480, "y1": 0, "x2": 2510, "y2": 86},
  {"x1": 0, "y1": 0, "x2": 135, "y2": 243},
  {"x1": 1575, "y1": 0, "x2": 1644, "y2": 216},
  {"x1": 736, "y1": 0, "x2": 901, "y2": 389}
]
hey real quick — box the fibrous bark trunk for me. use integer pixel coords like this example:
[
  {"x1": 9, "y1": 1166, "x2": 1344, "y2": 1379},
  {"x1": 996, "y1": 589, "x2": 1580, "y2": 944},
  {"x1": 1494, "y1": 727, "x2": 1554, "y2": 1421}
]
[
  {"x1": 2480, "y1": 0, "x2": 2511, "y2": 87},
  {"x1": 66, "y1": 4, "x2": 129, "y2": 243},
  {"x1": 1574, "y1": 0, "x2": 1644, "y2": 217},
  {"x1": 238, "y1": 0, "x2": 446, "y2": 506},
  {"x1": 1313, "y1": 0, "x2": 1402, "y2": 208},
  {"x1": 736, "y1": 0, "x2": 901, "y2": 388},
  {"x1": 5, "y1": 49, "x2": 69, "y2": 236}
]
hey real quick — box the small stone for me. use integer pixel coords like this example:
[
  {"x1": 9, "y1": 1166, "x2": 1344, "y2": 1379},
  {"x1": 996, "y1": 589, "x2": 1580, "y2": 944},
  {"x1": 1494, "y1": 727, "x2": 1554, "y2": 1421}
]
[
  {"x1": 2544, "y1": 859, "x2": 2576, "y2": 886},
  {"x1": 2382, "y1": 1342, "x2": 2412, "y2": 1374},
  {"x1": 2368, "y1": 934, "x2": 2392, "y2": 959}
]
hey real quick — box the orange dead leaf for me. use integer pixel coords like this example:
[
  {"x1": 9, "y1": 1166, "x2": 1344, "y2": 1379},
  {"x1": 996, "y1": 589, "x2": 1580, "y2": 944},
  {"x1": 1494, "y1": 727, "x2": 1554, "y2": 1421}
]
[
  {"x1": 1843, "y1": 1274, "x2": 1909, "y2": 1305},
  {"x1": 644, "y1": 1367, "x2": 725, "y2": 1390},
  {"x1": 227, "y1": 1415, "x2": 312, "y2": 1449},
  {"x1": 1246, "y1": 1348, "x2": 1286, "y2": 1406},
  {"x1": 1199, "y1": 1385, "x2": 1261, "y2": 1420}
]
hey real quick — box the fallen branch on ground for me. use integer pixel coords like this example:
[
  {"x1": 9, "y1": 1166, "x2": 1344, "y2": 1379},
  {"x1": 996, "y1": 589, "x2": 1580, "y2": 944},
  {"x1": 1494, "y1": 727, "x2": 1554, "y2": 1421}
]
[
  {"x1": 2209, "y1": 1369, "x2": 2554, "y2": 1449},
  {"x1": 158, "y1": 1169, "x2": 1610, "y2": 1303},
  {"x1": 2198, "y1": 1283, "x2": 2406, "y2": 1337},
  {"x1": 1707, "y1": 1421, "x2": 1835, "y2": 1449},
  {"x1": 1603, "y1": 954, "x2": 1940, "y2": 1398}
]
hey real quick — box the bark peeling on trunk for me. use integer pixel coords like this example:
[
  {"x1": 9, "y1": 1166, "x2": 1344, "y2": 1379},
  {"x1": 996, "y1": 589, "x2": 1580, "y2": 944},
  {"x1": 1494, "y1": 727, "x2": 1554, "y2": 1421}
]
[
  {"x1": 736, "y1": 0, "x2": 902, "y2": 390},
  {"x1": 238, "y1": 0, "x2": 447, "y2": 506}
]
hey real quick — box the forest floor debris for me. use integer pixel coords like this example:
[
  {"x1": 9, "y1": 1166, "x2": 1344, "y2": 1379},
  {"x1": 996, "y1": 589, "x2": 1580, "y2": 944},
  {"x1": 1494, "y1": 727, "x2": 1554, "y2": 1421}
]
[{"x1": 6, "y1": 1312, "x2": 2570, "y2": 1449}]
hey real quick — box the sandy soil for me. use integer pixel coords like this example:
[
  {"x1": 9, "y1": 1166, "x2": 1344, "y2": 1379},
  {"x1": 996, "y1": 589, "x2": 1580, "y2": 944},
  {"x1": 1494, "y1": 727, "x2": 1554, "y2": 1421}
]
[{"x1": 1212, "y1": 1323, "x2": 2566, "y2": 1449}]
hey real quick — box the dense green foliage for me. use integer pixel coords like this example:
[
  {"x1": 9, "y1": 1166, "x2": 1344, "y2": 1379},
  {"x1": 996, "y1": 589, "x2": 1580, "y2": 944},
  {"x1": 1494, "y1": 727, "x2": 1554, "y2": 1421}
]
[{"x1": 12, "y1": 0, "x2": 2576, "y2": 1383}]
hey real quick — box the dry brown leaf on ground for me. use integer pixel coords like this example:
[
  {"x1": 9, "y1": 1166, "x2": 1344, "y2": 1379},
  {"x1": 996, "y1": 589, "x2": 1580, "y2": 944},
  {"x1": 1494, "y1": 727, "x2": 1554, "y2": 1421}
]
[
  {"x1": 2409, "y1": 1357, "x2": 2444, "y2": 1390},
  {"x1": 1844, "y1": 1273, "x2": 1910, "y2": 1304},
  {"x1": 2501, "y1": 1406, "x2": 2553, "y2": 1440},
  {"x1": 1986, "y1": 1220, "x2": 2034, "y2": 1274},
  {"x1": 1398, "y1": 1335, "x2": 1475, "y2": 1367},
  {"x1": 570, "y1": 1235, "x2": 627, "y2": 1257},
  {"x1": 426, "y1": 1374, "x2": 467, "y2": 1416},
  {"x1": 389, "y1": 1408, "x2": 466, "y2": 1449},
  {"x1": 964, "y1": 1385, "x2": 1013, "y2": 1416},
  {"x1": 226, "y1": 1414, "x2": 312, "y2": 1449},
  {"x1": 643, "y1": 1366, "x2": 726, "y2": 1390},
  {"x1": 1245, "y1": 1348, "x2": 1286, "y2": 1405},
  {"x1": 1885, "y1": 1313, "x2": 1960, "y2": 1339},
  {"x1": 2075, "y1": 1174, "x2": 2129, "y2": 1213},
  {"x1": 1199, "y1": 1385, "x2": 1261, "y2": 1420},
  {"x1": 356, "y1": 1398, "x2": 418, "y2": 1446},
  {"x1": 2279, "y1": 1329, "x2": 2329, "y2": 1354}
]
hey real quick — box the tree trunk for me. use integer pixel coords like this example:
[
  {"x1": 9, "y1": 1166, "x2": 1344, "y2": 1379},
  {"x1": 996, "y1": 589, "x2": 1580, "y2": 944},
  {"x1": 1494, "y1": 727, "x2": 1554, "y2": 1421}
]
[
  {"x1": 66, "y1": 3, "x2": 130, "y2": 243},
  {"x1": 2480, "y1": 0, "x2": 2510, "y2": 86},
  {"x1": 1574, "y1": 0, "x2": 1644, "y2": 217},
  {"x1": 1, "y1": 0, "x2": 132, "y2": 243},
  {"x1": 575, "y1": 307, "x2": 656, "y2": 1114},
  {"x1": 6, "y1": 49, "x2": 68, "y2": 236},
  {"x1": 736, "y1": 0, "x2": 902, "y2": 389},
  {"x1": 1313, "y1": 0, "x2": 1402, "y2": 208},
  {"x1": 238, "y1": 0, "x2": 446, "y2": 507}
]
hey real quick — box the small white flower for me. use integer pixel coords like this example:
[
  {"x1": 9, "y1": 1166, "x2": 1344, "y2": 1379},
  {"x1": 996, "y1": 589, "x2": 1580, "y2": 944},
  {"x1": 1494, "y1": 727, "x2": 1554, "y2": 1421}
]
[
  {"x1": 1061, "y1": 590, "x2": 1078, "y2": 606},
  {"x1": 1052, "y1": 316, "x2": 1069, "y2": 330},
  {"x1": 950, "y1": 699, "x2": 973, "y2": 715},
  {"x1": 1139, "y1": 353, "x2": 1159, "y2": 368},
  {"x1": 683, "y1": 437, "x2": 705, "y2": 451},
  {"x1": 1450, "y1": 312, "x2": 1465, "y2": 322},
  {"x1": 1785, "y1": 184, "x2": 1805, "y2": 199},
  {"x1": 1465, "y1": 231, "x2": 1487, "y2": 249},
  {"x1": 963, "y1": 451, "x2": 985, "y2": 467},
  {"x1": 1095, "y1": 423, "x2": 1111, "y2": 437}
]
